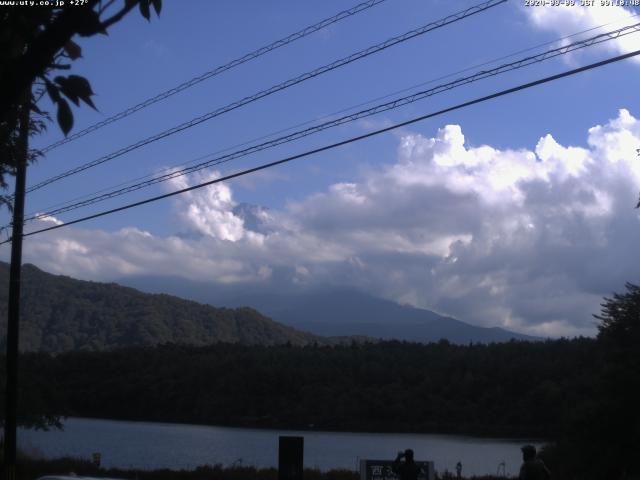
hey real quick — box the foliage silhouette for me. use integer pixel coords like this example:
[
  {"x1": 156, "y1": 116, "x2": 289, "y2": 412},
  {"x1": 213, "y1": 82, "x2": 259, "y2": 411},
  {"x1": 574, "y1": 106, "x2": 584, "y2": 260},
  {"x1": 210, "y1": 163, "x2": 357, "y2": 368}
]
[
  {"x1": 541, "y1": 283, "x2": 640, "y2": 479},
  {"x1": 0, "y1": 0, "x2": 161, "y2": 201},
  {"x1": 3, "y1": 338, "x2": 598, "y2": 438}
]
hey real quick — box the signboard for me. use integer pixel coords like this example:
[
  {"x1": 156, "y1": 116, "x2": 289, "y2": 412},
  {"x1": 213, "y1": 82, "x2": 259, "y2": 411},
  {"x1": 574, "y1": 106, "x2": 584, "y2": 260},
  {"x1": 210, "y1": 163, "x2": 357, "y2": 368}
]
[{"x1": 359, "y1": 460, "x2": 435, "y2": 480}]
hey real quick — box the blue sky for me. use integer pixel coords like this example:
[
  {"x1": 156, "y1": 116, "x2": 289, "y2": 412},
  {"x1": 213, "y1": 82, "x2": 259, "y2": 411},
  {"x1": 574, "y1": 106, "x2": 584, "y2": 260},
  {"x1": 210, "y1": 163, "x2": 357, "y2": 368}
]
[{"x1": 2, "y1": 0, "x2": 640, "y2": 337}]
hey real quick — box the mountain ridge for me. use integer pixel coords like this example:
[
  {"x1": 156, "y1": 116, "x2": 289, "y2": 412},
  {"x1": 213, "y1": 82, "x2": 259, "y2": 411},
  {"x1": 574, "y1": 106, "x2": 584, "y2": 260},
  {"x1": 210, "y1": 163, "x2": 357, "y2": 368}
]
[
  {"x1": 118, "y1": 274, "x2": 540, "y2": 343},
  {"x1": 0, "y1": 262, "x2": 327, "y2": 352},
  {"x1": 0, "y1": 261, "x2": 539, "y2": 352}
]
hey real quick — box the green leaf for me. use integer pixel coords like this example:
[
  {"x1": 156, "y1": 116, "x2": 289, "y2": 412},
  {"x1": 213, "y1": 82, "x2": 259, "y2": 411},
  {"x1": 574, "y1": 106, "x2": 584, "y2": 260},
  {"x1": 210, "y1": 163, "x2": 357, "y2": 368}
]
[
  {"x1": 76, "y1": 10, "x2": 107, "y2": 37},
  {"x1": 139, "y1": 0, "x2": 150, "y2": 21},
  {"x1": 64, "y1": 75, "x2": 97, "y2": 110},
  {"x1": 63, "y1": 40, "x2": 82, "y2": 60},
  {"x1": 44, "y1": 79, "x2": 61, "y2": 103},
  {"x1": 55, "y1": 76, "x2": 80, "y2": 106},
  {"x1": 66, "y1": 75, "x2": 94, "y2": 96},
  {"x1": 151, "y1": 0, "x2": 161, "y2": 16},
  {"x1": 56, "y1": 98, "x2": 73, "y2": 136}
]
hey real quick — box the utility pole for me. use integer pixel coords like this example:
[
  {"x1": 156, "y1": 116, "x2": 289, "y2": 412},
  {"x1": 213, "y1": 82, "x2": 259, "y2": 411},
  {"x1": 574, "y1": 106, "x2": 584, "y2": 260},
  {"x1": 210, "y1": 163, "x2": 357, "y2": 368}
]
[{"x1": 3, "y1": 100, "x2": 29, "y2": 480}]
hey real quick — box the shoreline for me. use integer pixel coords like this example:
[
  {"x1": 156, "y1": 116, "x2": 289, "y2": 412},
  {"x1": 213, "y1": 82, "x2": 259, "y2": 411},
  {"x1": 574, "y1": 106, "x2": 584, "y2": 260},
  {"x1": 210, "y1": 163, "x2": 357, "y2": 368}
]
[
  {"x1": 19, "y1": 416, "x2": 542, "y2": 477},
  {"x1": 50, "y1": 415, "x2": 549, "y2": 443}
]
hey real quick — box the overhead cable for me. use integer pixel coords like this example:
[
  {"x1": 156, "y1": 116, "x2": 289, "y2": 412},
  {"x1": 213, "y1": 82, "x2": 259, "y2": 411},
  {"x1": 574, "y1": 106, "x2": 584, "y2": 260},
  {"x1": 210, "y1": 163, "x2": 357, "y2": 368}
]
[
  {"x1": 26, "y1": 10, "x2": 640, "y2": 219},
  {"x1": 5, "y1": 47, "x2": 639, "y2": 244},
  {"x1": 22, "y1": 22, "x2": 640, "y2": 223},
  {"x1": 24, "y1": 0, "x2": 507, "y2": 195},
  {"x1": 38, "y1": 0, "x2": 390, "y2": 154}
]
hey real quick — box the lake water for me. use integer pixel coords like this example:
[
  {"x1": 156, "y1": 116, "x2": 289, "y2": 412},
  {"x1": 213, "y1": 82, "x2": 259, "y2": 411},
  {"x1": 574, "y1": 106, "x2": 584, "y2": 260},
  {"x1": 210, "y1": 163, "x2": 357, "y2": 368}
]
[{"x1": 19, "y1": 417, "x2": 543, "y2": 477}]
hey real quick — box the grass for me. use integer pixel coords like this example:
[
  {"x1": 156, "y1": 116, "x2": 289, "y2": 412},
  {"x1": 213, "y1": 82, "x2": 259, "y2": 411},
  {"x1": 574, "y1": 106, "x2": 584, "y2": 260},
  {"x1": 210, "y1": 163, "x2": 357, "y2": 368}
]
[{"x1": 6, "y1": 455, "x2": 517, "y2": 480}]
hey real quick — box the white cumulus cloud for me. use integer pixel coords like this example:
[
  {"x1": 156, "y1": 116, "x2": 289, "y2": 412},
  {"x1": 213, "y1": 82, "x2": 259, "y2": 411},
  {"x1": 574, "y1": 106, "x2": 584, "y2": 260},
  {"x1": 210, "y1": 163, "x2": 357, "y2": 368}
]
[
  {"x1": 522, "y1": 2, "x2": 640, "y2": 63},
  {"x1": 167, "y1": 170, "x2": 247, "y2": 242},
  {"x1": 9, "y1": 110, "x2": 640, "y2": 337}
]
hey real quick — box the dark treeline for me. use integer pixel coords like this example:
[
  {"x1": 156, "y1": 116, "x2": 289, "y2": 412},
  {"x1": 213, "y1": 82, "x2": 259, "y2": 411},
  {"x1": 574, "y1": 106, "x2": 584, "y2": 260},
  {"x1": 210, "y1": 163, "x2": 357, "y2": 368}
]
[
  {"x1": 10, "y1": 338, "x2": 597, "y2": 438},
  {"x1": 5, "y1": 284, "x2": 639, "y2": 479}
]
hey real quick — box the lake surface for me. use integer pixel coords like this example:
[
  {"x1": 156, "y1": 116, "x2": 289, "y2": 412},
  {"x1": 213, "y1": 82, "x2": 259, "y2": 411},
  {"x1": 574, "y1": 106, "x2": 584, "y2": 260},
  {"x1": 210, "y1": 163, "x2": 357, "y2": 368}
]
[{"x1": 19, "y1": 417, "x2": 543, "y2": 477}]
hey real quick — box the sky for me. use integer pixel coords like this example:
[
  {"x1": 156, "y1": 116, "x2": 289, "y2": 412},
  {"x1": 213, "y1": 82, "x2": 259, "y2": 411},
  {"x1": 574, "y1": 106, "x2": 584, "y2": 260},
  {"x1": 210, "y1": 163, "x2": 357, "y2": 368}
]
[{"x1": 2, "y1": 0, "x2": 640, "y2": 337}]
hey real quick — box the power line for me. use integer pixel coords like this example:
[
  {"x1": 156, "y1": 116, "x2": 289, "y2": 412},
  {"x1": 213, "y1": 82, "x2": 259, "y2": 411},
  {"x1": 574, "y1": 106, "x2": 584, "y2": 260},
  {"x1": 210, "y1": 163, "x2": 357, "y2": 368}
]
[
  {"x1": 25, "y1": 11, "x2": 640, "y2": 220},
  {"x1": 21, "y1": 21, "x2": 640, "y2": 223},
  {"x1": 37, "y1": 0, "x2": 390, "y2": 154},
  {"x1": 20, "y1": 21, "x2": 640, "y2": 222},
  {"x1": 23, "y1": 0, "x2": 507, "y2": 196},
  {"x1": 5, "y1": 47, "x2": 639, "y2": 245}
]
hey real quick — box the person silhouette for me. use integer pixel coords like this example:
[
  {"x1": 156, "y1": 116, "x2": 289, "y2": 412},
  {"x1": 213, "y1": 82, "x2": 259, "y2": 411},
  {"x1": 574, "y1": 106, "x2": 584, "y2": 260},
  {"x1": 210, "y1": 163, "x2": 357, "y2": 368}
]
[
  {"x1": 519, "y1": 445, "x2": 550, "y2": 480},
  {"x1": 392, "y1": 449, "x2": 421, "y2": 480}
]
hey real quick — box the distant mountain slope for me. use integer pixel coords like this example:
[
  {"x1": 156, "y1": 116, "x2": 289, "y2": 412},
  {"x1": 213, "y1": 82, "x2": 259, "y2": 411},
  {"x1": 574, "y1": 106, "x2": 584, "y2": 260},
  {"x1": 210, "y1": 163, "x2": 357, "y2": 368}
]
[
  {"x1": 119, "y1": 276, "x2": 540, "y2": 344},
  {"x1": 0, "y1": 262, "x2": 325, "y2": 352},
  {"x1": 220, "y1": 289, "x2": 541, "y2": 344}
]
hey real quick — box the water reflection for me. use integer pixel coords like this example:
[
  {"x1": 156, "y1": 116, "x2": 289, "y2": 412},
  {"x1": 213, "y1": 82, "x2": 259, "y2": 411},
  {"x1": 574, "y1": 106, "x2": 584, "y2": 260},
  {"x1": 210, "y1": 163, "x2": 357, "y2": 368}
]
[{"x1": 19, "y1": 417, "x2": 544, "y2": 477}]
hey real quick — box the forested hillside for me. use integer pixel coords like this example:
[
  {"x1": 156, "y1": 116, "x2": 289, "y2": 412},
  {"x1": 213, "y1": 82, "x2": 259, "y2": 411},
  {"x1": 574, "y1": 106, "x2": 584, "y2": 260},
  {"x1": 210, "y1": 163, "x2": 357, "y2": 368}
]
[
  {"x1": 0, "y1": 262, "x2": 324, "y2": 352},
  {"x1": 12, "y1": 338, "x2": 597, "y2": 438}
]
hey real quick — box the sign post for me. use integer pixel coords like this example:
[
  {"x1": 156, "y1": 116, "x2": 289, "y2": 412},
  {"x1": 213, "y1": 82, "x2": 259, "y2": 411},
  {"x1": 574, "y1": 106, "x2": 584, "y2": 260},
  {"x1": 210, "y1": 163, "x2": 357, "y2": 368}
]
[
  {"x1": 279, "y1": 436, "x2": 304, "y2": 480},
  {"x1": 359, "y1": 459, "x2": 435, "y2": 480}
]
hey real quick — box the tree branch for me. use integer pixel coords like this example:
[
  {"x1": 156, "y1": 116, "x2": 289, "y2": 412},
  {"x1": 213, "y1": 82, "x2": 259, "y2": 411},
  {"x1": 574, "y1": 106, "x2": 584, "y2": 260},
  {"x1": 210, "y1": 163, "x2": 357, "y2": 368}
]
[
  {"x1": 0, "y1": 0, "x2": 142, "y2": 123},
  {"x1": 0, "y1": 0, "x2": 101, "y2": 121},
  {"x1": 99, "y1": 0, "x2": 118, "y2": 15},
  {"x1": 100, "y1": 1, "x2": 138, "y2": 30}
]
